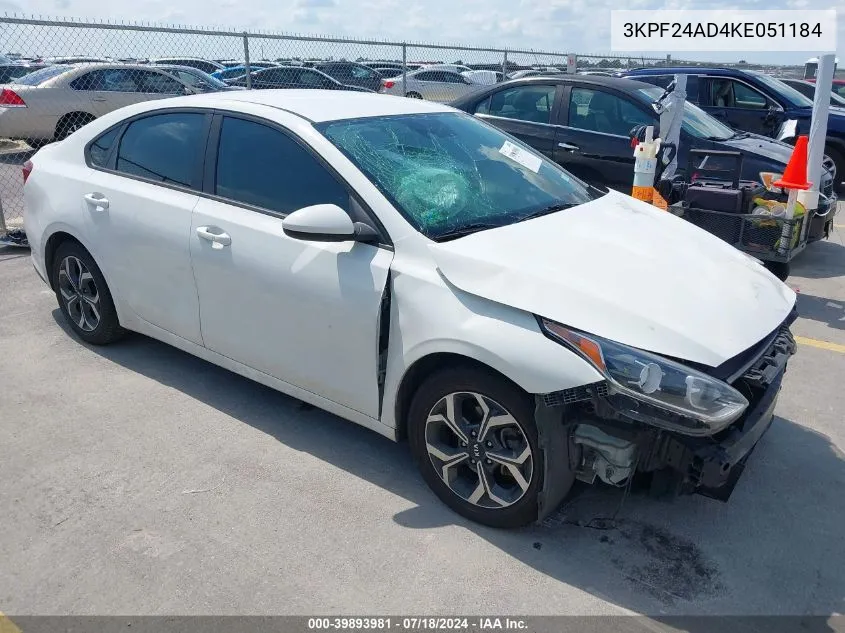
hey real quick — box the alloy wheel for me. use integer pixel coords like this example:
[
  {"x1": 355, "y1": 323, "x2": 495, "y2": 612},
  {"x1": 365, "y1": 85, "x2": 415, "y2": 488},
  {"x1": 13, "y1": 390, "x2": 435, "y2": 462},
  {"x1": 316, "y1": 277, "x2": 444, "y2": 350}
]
[
  {"x1": 424, "y1": 391, "x2": 533, "y2": 509},
  {"x1": 58, "y1": 255, "x2": 101, "y2": 332}
]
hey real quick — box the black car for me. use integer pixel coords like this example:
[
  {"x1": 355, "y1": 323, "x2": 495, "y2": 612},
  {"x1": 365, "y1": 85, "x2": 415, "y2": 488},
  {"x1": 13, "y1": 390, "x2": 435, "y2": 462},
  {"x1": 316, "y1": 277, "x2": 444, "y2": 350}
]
[
  {"x1": 0, "y1": 63, "x2": 46, "y2": 84},
  {"x1": 312, "y1": 62, "x2": 383, "y2": 92},
  {"x1": 780, "y1": 78, "x2": 845, "y2": 108},
  {"x1": 227, "y1": 66, "x2": 371, "y2": 92},
  {"x1": 450, "y1": 75, "x2": 838, "y2": 240}
]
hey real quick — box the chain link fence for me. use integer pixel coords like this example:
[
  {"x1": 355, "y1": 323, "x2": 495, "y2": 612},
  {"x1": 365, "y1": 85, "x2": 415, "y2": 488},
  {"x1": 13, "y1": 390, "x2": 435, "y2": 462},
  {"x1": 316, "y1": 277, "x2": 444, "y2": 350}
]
[{"x1": 0, "y1": 15, "x2": 809, "y2": 231}]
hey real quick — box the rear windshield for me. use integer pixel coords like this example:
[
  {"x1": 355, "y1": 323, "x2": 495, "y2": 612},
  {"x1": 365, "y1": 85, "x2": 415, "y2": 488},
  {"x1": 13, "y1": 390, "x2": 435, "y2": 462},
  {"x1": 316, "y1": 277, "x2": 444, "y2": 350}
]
[{"x1": 13, "y1": 65, "x2": 71, "y2": 85}]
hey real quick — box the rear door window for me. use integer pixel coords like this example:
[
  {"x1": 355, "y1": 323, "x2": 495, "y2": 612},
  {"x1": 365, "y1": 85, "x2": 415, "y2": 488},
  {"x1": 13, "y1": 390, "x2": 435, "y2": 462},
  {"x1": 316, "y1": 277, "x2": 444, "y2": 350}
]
[{"x1": 115, "y1": 112, "x2": 206, "y2": 187}]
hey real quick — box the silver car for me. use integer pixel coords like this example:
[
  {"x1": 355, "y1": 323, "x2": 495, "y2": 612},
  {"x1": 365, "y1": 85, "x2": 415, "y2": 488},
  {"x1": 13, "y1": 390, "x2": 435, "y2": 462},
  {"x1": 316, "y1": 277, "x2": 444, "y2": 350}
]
[
  {"x1": 380, "y1": 68, "x2": 481, "y2": 102},
  {"x1": 0, "y1": 63, "x2": 194, "y2": 146}
]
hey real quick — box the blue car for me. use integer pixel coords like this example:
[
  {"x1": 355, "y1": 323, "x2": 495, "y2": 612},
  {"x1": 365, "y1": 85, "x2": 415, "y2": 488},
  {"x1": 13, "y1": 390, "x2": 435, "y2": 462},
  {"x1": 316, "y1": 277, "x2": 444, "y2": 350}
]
[{"x1": 621, "y1": 67, "x2": 845, "y2": 190}]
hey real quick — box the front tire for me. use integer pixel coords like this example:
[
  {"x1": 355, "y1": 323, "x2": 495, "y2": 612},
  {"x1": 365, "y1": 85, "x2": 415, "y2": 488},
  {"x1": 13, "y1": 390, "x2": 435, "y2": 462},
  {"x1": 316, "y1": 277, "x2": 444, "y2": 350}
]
[
  {"x1": 52, "y1": 241, "x2": 126, "y2": 345},
  {"x1": 825, "y1": 144, "x2": 844, "y2": 193},
  {"x1": 408, "y1": 367, "x2": 542, "y2": 528}
]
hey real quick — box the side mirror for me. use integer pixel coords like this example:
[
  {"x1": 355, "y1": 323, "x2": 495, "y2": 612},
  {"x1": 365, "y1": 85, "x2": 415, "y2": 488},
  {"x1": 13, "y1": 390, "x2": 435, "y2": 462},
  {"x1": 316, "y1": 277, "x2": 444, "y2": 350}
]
[{"x1": 282, "y1": 204, "x2": 376, "y2": 243}]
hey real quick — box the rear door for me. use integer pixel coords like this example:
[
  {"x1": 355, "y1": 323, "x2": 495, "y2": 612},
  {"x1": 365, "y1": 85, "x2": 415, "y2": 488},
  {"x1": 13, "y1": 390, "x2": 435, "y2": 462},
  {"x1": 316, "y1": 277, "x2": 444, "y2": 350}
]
[
  {"x1": 473, "y1": 84, "x2": 562, "y2": 159},
  {"x1": 554, "y1": 84, "x2": 655, "y2": 190},
  {"x1": 80, "y1": 110, "x2": 210, "y2": 343},
  {"x1": 70, "y1": 69, "x2": 140, "y2": 116}
]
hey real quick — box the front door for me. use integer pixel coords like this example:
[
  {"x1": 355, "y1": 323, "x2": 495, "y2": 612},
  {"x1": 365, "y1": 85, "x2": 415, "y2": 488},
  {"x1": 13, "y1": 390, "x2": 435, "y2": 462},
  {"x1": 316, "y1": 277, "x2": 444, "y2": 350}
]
[
  {"x1": 189, "y1": 115, "x2": 392, "y2": 418},
  {"x1": 555, "y1": 85, "x2": 654, "y2": 190},
  {"x1": 703, "y1": 77, "x2": 779, "y2": 136}
]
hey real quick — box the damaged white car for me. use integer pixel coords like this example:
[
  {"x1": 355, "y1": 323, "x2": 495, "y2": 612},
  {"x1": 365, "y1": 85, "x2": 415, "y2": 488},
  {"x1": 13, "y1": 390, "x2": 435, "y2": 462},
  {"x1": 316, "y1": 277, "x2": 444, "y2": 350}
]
[{"x1": 24, "y1": 91, "x2": 797, "y2": 528}]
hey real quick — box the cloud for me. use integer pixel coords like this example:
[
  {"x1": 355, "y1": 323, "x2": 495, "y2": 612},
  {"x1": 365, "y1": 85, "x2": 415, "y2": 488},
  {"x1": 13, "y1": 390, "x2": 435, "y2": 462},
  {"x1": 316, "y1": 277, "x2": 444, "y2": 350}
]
[
  {"x1": 0, "y1": 0, "x2": 841, "y2": 65},
  {"x1": 0, "y1": 0, "x2": 22, "y2": 12}
]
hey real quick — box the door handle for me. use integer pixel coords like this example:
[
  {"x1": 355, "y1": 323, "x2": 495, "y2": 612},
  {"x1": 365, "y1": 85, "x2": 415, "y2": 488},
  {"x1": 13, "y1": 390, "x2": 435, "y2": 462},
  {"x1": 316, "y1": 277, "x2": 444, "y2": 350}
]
[
  {"x1": 83, "y1": 193, "x2": 109, "y2": 211},
  {"x1": 91, "y1": 97, "x2": 107, "y2": 102},
  {"x1": 557, "y1": 142, "x2": 580, "y2": 152},
  {"x1": 196, "y1": 226, "x2": 232, "y2": 249}
]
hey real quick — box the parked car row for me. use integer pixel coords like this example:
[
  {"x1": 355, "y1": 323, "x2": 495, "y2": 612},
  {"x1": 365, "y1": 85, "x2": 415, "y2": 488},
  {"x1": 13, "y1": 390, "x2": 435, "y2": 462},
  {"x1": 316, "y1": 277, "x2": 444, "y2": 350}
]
[
  {"x1": 450, "y1": 74, "x2": 839, "y2": 238},
  {"x1": 0, "y1": 63, "x2": 238, "y2": 147},
  {"x1": 620, "y1": 67, "x2": 845, "y2": 188}
]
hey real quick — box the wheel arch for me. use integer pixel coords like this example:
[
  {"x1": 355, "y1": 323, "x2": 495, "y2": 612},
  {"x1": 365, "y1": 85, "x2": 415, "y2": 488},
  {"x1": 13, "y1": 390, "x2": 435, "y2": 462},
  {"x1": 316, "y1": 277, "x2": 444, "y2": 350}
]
[
  {"x1": 55, "y1": 111, "x2": 96, "y2": 139},
  {"x1": 393, "y1": 352, "x2": 526, "y2": 442},
  {"x1": 43, "y1": 228, "x2": 87, "y2": 290}
]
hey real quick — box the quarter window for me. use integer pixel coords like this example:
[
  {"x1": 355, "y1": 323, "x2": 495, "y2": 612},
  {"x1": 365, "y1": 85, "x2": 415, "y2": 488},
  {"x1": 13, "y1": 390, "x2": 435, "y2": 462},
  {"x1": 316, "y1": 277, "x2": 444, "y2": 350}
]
[
  {"x1": 88, "y1": 126, "x2": 120, "y2": 168},
  {"x1": 115, "y1": 113, "x2": 205, "y2": 187},
  {"x1": 214, "y1": 117, "x2": 349, "y2": 214}
]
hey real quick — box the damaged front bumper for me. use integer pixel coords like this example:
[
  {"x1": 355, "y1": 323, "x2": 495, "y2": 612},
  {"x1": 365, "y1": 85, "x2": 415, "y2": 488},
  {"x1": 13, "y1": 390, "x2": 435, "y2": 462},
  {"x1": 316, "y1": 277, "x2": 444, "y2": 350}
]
[{"x1": 534, "y1": 324, "x2": 797, "y2": 519}]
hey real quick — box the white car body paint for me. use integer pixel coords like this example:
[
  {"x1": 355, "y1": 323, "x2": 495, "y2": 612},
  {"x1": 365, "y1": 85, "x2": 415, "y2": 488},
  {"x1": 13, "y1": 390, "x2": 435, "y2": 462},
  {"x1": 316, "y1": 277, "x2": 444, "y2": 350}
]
[
  {"x1": 431, "y1": 190, "x2": 796, "y2": 367},
  {"x1": 24, "y1": 90, "x2": 792, "y2": 444}
]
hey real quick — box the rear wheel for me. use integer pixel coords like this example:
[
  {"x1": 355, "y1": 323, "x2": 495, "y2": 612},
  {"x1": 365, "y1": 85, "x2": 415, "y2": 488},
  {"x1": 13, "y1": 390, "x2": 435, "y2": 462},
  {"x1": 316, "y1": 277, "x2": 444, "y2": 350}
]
[
  {"x1": 408, "y1": 367, "x2": 543, "y2": 528},
  {"x1": 405, "y1": 91, "x2": 423, "y2": 99},
  {"x1": 55, "y1": 112, "x2": 95, "y2": 141},
  {"x1": 52, "y1": 241, "x2": 126, "y2": 345}
]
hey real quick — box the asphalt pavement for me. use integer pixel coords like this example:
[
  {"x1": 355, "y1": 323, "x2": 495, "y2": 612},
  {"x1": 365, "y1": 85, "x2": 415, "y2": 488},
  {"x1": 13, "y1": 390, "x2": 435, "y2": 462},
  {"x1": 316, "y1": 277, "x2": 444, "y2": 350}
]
[{"x1": 0, "y1": 210, "x2": 844, "y2": 619}]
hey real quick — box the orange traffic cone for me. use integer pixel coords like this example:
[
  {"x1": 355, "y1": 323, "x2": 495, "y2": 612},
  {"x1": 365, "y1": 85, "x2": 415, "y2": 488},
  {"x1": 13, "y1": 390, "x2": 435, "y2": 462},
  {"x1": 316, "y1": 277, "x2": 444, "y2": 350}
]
[{"x1": 774, "y1": 135, "x2": 812, "y2": 191}]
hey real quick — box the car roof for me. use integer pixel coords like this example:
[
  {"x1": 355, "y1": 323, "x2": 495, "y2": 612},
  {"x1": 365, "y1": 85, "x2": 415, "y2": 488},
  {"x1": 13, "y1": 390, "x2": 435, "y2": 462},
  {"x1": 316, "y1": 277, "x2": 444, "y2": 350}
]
[
  {"x1": 146, "y1": 89, "x2": 453, "y2": 122},
  {"x1": 448, "y1": 75, "x2": 658, "y2": 109},
  {"x1": 624, "y1": 66, "x2": 747, "y2": 76},
  {"x1": 488, "y1": 74, "x2": 656, "y2": 91}
]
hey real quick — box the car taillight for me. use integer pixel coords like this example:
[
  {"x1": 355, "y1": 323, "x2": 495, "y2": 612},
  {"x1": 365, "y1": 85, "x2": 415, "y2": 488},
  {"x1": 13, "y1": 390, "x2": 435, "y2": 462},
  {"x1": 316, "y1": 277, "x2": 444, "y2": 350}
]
[
  {"x1": 0, "y1": 88, "x2": 26, "y2": 107},
  {"x1": 22, "y1": 160, "x2": 33, "y2": 184},
  {"x1": 383, "y1": 80, "x2": 394, "y2": 89}
]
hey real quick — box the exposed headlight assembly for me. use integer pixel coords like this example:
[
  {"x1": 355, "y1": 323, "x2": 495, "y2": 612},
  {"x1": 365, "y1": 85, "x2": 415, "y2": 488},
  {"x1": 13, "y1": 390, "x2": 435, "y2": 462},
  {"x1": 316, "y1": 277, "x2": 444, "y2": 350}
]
[{"x1": 540, "y1": 319, "x2": 749, "y2": 435}]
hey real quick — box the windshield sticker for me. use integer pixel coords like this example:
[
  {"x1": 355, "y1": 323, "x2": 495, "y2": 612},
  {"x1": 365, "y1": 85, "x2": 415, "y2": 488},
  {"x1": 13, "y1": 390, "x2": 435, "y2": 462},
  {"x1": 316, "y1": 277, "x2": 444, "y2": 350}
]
[{"x1": 499, "y1": 141, "x2": 542, "y2": 173}]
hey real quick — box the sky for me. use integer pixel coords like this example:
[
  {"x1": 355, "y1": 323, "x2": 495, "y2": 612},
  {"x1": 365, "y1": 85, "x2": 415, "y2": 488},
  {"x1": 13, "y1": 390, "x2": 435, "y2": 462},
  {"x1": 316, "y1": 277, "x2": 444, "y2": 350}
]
[{"x1": 0, "y1": 0, "x2": 842, "y2": 66}]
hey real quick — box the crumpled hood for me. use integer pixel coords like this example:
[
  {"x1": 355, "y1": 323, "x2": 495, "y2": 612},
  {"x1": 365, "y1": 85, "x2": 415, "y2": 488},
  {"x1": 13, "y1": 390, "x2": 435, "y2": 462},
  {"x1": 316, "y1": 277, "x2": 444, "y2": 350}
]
[{"x1": 430, "y1": 191, "x2": 796, "y2": 367}]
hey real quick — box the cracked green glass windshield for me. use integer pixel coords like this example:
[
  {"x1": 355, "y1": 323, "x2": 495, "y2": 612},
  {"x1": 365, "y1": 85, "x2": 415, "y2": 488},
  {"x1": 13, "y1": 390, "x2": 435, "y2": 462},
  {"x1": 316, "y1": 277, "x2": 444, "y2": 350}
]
[{"x1": 317, "y1": 112, "x2": 596, "y2": 240}]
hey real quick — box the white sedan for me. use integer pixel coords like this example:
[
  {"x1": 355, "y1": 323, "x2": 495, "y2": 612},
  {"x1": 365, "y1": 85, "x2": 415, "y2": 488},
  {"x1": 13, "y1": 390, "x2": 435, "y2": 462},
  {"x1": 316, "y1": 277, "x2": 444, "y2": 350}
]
[
  {"x1": 380, "y1": 68, "x2": 481, "y2": 102},
  {"x1": 24, "y1": 90, "x2": 797, "y2": 528}
]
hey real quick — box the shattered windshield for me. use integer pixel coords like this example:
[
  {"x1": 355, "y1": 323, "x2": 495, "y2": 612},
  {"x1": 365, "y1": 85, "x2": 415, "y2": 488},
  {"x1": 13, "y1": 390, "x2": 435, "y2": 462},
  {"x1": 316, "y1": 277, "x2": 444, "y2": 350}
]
[{"x1": 317, "y1": 112, "x2": 597, "y2": 240}]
